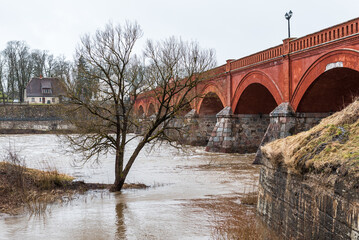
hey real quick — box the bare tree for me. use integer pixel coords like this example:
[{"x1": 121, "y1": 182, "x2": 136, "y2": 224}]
[
  {"x1": 31, "y1": 49, "x2": 48, "y2": 77},
  {"x1": 31, "y1": 51, "x2": 71, "y2": 80},
  {"x1": 64, "y1": 22, "x2": 216, "y2": 191},
  {"x1": 0, "y1": 55, "x2": 7, "y2": 103},
  {"x1": 3, "y1": 41, "x2": 33, "y2": 102}
]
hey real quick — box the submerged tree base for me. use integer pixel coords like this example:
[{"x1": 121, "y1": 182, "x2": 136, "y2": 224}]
[{"x1": 0, "y1": 162, "x2": 147, "y2": 215}]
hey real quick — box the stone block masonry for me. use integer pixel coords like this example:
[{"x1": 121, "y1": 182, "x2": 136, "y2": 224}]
[
  {"x1": 205, "y1": 104, "x2": 328, "y2": 154},
  {"x1": 0, "y1": 104, "x2": 60, "y2": 120},
  {"x1": 0, "y1": 105, "x2": 73, "y2": 133},
  {"x1": 257, "y1": 155, "x2": 359, "y2": 239},
  {"x1": 206, "y1": 107, "x2": 270, "y2": 153},
  {"x1": 0, "y1": 120, "x2": 73, "y2": 133},
  {"x1": 206, "y1": 107, "x2": 234, "y2": 153}
]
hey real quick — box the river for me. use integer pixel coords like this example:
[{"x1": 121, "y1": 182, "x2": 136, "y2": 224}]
[{"x1": 0, "y1": 134, "x2": 270, "y2": 239}]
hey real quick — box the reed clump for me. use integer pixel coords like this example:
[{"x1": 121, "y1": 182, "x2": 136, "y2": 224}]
[{"x1": 0, "y1": 159, "x2": 75, "y2": 215}]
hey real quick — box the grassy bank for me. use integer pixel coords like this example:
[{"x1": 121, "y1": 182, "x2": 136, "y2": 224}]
[{"x1": 262, "y1": 99, "x2": 359, "y2": 177}]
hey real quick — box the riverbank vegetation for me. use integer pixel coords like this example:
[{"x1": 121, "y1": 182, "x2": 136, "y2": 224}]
[
  {"x1": 262, "y1": 99, "x2": 359, "y2": 177},
  {"x1": 0, "y1": 152, "x2": 147, "y2": 215},
  {"x1": 0, "y1": 160, "x2": 77, "y2": 215}
]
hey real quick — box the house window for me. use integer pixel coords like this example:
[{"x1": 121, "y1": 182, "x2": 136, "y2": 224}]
[
  {"x1": 42, "y1": 88, "x2": 52, "y2": 94},
  {"x1": 52, "y1": 98, "x2": 55, "y2": 103},
  {"x1": 31, "y1": 98, "x2": 35, "y2": 102},
  {"x1": 39, "y1": 98, "x2": 42, "y2": 102}
]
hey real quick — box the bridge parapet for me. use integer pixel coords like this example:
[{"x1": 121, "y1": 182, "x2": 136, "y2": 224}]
[
  {"x1": 289, "y1": 17, "x2": 359, "y2": 53},
  {"x1": 229, "y1": 45, "x2": 283, "y2": 71},
  {"x1": 227, "y1": 17, "x2": 359, "y2": 73}
]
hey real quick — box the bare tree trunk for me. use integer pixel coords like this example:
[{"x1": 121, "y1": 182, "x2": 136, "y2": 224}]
[{"x1": 112, "y1": 149, "x2": 125, "y2": 191}]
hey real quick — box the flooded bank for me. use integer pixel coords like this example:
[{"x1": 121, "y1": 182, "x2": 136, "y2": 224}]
[{"x1": 0, "y1": 134, "x2": 275, "y2": 239}]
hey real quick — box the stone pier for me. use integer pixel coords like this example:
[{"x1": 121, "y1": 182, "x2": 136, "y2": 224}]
[
  {"x1": 254, "y1": 102, "x2": 296, "y2": 163},
  {"x1": 205, "y1": 107, "x2": 234, "y2": 153},
  {"x1": 205, "y1": 107, "x2": 270, "y2": 153}
]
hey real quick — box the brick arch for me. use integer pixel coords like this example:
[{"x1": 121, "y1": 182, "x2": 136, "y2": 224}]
[
  {"x1": 196, "y1": 83, "x2": 226, "y2": 114},
  {"x1": 174, "y1": 92, "x2": 195, "y2": 110},
  {"x1": 292, "y1": 49, "x2": 359, "y2": 111},
  {"x1": 174, "y1": 94, "x2": 194, "y2": 116},
  {"x1": 137, "y1": 104, "x2": 145, "y2": 116},
  {"x1": 134, "y1": 99, "x2": 146, "y2": 115},
  {"x1": 231, "y1": 70, "x2": 283, "y2": 112},
  {"x1": 146, "y1": 101, "x2": 156, "y2": 116}
]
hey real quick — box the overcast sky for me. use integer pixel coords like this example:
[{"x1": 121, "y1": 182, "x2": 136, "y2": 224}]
[{"x1": 1, "y1": 0, "x2": 358, "y2": 66}]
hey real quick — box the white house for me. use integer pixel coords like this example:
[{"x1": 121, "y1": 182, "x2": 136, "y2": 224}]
[{"x1": 25, "y1": 77, "x2": 67, "y2": 104}]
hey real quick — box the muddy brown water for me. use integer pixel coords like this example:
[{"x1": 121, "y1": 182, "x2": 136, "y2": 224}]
[{"x1": 0, "y1": 134, "x2": 265, "y2": 239}]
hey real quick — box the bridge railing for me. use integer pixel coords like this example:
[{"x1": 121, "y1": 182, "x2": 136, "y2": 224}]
[
  {"x1": 229, "y1": 45, "x2": 283, "y2": 71},
  {"x1": 205, "y1": 64, "x2": 226, "y2": 76},
  {"x1": 226, "y1": 17, "x2": 359, "y2": 72},
  {"x1": 290, "y1": 18, "x2": 359, "y2": 52}
]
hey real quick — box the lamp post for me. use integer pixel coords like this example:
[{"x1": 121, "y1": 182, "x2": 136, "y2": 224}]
[{"x1": 285, "y1": 10, "x2": 293, "y2": 38}]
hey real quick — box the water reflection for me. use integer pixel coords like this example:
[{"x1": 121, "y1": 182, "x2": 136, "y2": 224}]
[{"x1": 115, "y1": 199, "x2": 127, "y2": 240}]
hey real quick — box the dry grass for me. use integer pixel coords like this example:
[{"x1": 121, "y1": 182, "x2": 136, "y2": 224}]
[
  {"x1": 0, "y1": 148, "x2": 106, "y2": 215},
  {"x1": 0, "y1": 161, "x2": 75, "y2": 214},
  {"x1": 262, "y1": 99, "x2": 359, "y2": 176},
  {"x1": 0, "y1": 161, "x2": 149, "y2": 215}
]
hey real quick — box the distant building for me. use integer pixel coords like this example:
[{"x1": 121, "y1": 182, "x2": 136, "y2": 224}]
[{"x1": 25, "y1": 77, "x2": 67, "y2": 104}]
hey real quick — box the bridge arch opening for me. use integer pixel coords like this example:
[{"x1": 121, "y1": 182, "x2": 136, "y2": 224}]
[
  {"x1": 199, "y1": 92, "x2": 224, "y2": 116},
  {"x1": 178, "y1": 98, "x2": 192, "y2": 116},
  {"x1": 137, "y1": 105, "x2": 144, "y2": 117},
  {"x1": 234, "y1": 83, "x2": 277, "y2": 114},
  {"x1": 297, "y1": 67, "x2": 359, "y2": 112},
  {"x1": 147, "y1": 103, "x2": 155, "y2": 116}
]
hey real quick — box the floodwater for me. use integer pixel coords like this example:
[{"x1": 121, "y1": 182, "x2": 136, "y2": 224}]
[{"x1": 0, "y1": 134, "x2": 262, "y2": 240}]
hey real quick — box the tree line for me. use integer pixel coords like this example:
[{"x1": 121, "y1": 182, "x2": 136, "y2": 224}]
[{"x1": 0, "y1": 41, "x2": 71, "y2": 103}]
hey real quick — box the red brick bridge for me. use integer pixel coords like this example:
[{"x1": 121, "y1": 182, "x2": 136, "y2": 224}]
[{"x1": 135, "y1": 17, "x2": 359, "y2": 153}]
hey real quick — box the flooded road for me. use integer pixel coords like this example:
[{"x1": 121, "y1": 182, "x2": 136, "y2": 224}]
[{"x1": 0, "y1": 134, "x2": 263, "y2": 239}]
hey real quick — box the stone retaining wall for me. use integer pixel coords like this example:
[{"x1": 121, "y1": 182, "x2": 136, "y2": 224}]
[
  {"x1": 0, "y1": 105, "x2": 72, "y2": 133},
  {"x1": 257, "y1": 156, "x2": 359, "y2": 239},
  {"x1": 0, "y1": 120, "x2": 73, "y2": 133},
  {"x1": 295, "y1": 112, "x2": 331, "y2": 133},
  {"x1": 0, "y1": 105, "x2": 60, "y2": 120}
]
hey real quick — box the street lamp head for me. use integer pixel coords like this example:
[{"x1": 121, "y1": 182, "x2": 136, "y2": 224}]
[
  {"x1": 285, "y1": 10, "x2": 293, "y2": 38},
  {"x1": 285, "y1": 10, "x2": 293, "y2": 20}
]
